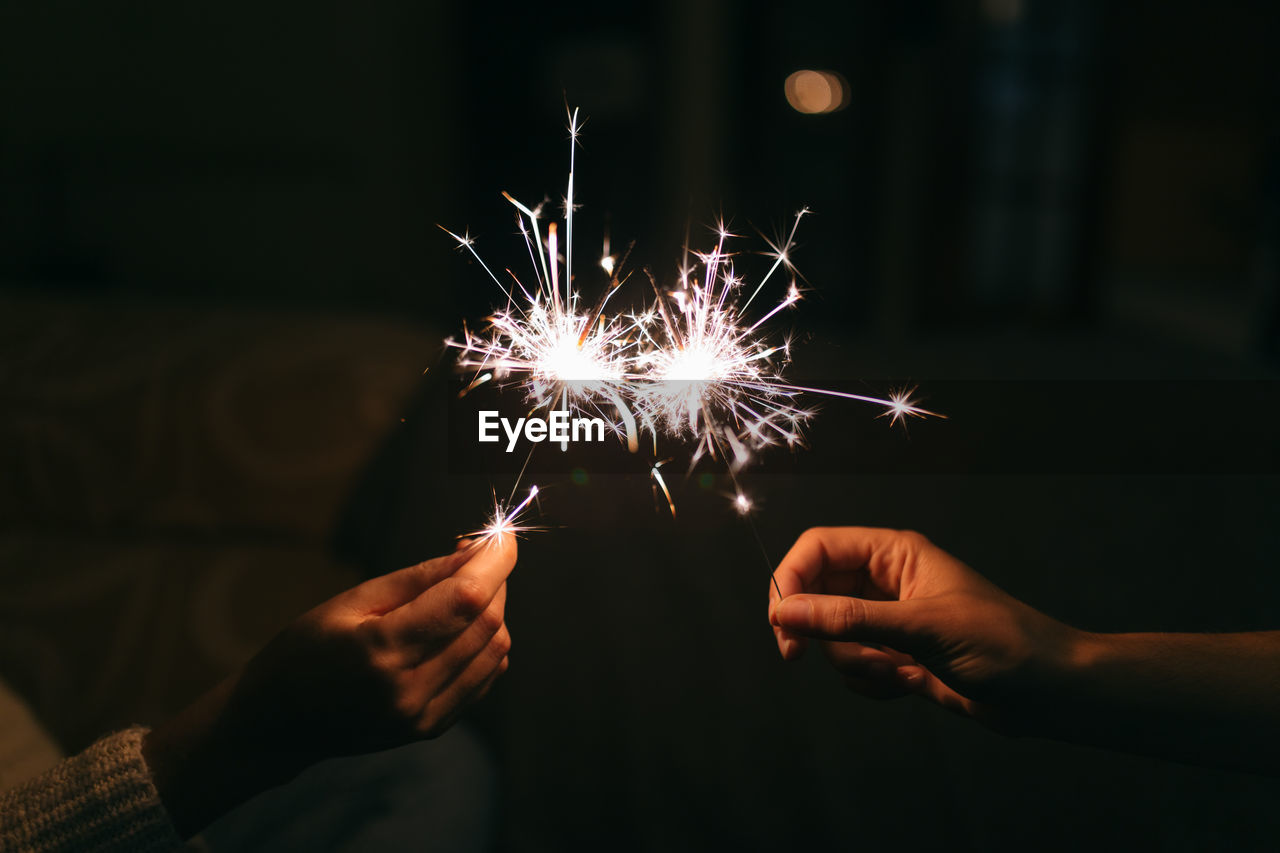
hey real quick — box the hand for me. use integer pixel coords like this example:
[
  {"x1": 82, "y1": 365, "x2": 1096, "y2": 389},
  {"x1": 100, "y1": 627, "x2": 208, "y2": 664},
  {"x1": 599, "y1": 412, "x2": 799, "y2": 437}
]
[
  {"x1": 145, "y1": 535, "x2": 517, "y2": 836},
  {"x1": 768, "y1": 527, "x2": 1079, "y2": 730}
]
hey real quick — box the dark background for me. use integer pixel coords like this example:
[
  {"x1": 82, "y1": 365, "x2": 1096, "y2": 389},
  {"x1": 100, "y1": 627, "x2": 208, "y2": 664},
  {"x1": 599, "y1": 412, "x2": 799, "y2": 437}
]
[
  {"x1": 2, "y1": 0, "x2": 1279, "y2": 850},
  {"x1": 5, "y1": 0, "x2": 1278, "y2": 341}
]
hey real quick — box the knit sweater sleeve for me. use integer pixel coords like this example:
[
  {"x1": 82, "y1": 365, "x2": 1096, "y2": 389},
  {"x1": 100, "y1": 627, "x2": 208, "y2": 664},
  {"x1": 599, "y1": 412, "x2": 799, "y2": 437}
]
[{"x1": 0, "y1": 727, "x2": 182, "y2": 852}]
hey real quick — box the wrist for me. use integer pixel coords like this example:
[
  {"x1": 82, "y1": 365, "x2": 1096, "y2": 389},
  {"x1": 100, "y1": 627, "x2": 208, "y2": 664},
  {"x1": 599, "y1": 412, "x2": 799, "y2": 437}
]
[
  {"x1": 1016, "y1": 627, "x2": 1124, "y2": 742},
  {"x1": 1011, "y1": 607, "x2": 1098, "y2": 694},
  {"x1": 1050, "y1": 626, "x2": 1107, "y2": 684},
  {"x1": 144, "y1": 677, "x2": 302, "y2": 837},
  {"x1": 991, "y1": 621, "x2": 1103, "y2": 739}
]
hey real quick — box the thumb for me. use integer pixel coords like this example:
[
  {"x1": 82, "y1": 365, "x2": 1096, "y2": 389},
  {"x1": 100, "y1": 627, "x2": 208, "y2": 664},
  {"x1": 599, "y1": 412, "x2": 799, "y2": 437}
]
[{"x1": 773, "y1": 594, "x2": 925, "y2": 652}]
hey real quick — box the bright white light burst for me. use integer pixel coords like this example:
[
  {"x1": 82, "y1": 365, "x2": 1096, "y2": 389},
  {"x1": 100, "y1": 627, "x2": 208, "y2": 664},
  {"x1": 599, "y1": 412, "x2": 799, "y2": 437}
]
[
  {"x1": 470, "y1": 485, "x2": 541, "y2": 547},
  {"x1": 445, "y1": 106, "x2": 941, "y2": 517}
]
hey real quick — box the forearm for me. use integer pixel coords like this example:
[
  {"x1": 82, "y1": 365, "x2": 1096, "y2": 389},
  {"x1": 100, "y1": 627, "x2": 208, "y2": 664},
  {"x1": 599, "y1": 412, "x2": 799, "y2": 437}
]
[
  {"x1": 0, "y1": 728, "x2": 181, "y2": 852},
  {"x1": 0, "y1": 679, "x2": 295, "y2": 849},
  {"x1": 1038, "y1": 630, "x2": 1280, "y2": 773}
]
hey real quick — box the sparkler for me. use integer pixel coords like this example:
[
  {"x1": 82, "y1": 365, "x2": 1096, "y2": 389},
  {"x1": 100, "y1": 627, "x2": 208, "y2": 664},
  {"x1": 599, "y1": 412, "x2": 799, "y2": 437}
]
[
  {"x1": 443, "y1": 112, "x2": 640, "y2": 451},
  {"x1": 446, "y1": 106, "x2": 941, "y2": 539},
  {"x1": 627, "y1": 214, "x2": 812, "y2": 469},
  {"x1": 470, "y1": 485, "x2": 542, "y2": 548}
]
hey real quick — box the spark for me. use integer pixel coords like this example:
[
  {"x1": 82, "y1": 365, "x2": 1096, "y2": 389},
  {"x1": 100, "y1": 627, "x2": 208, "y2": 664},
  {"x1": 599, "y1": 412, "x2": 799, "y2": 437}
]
[
  {"x1": 878, "y1": 386, "x2": 939, "y2": 429},
  {"x1": 650, "y1": 459, "x2": 677, "y2": 519},
  {"x1": 471, "y1": 485, "x2": 542, "y2": 547}
]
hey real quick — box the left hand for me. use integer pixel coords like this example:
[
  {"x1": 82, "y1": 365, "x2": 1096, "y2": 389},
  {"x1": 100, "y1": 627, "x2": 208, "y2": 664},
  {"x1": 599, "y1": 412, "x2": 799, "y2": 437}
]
[{"x1": 145, "y1": 535, "x2": 517, "y2": 836}]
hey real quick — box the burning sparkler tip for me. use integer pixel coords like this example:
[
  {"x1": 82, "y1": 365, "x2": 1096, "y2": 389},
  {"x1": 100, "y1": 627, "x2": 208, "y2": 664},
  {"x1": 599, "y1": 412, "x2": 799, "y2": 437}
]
[
  {"x1": 472, "y1": 483, "x2": 543, "y2": 547},
  {"x1": 438, "y1": 224, "x2": 474, "y2": 249}
]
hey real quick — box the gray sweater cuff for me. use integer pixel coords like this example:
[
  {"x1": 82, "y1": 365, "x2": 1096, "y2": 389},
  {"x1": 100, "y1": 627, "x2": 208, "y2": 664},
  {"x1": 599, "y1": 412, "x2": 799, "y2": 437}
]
[{"x1": 0, "y1": 726, "x2": 181, "y2": 852}]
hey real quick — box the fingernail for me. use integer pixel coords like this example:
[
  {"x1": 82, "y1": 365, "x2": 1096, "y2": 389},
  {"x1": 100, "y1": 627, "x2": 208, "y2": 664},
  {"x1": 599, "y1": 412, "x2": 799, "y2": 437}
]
[
  {"x1": 775, "y1": 598, "x2": 809, "y2": 627},
  {"x1": 781, "y1": 639, "x2": 794, "y2": 659},
  {"x1": 896, "y1": 666, "x2": 923, "y2": 687}
]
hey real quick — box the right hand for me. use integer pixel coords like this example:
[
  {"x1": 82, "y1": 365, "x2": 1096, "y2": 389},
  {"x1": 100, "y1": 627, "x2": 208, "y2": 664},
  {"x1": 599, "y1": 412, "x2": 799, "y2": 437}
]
[{"x1": 768, "y1": 527, "x2": 1082, "y2": 731}]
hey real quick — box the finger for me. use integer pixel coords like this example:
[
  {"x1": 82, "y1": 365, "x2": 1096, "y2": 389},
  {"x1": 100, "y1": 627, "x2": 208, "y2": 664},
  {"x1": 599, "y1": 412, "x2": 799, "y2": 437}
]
[
  {"x1": 903, "y1": 667, "x2": 980, "y2": 718},
  {"x1": 773, "y1": 624, "x2": 808, "y2": 661},
  {"x1": 420, "y1": 620, "x2": 510, "y2": 696},
  {"x1": 431, "y1": 656, "x2": 509, "y2": 735},
  {"x1": 769, "y1": 570, "x2": 808, "y2": 661},
  {"x1": 895, "y1": 664, "x2": 930, "y2": 693},
  {"x1": 772, "y1": 624, "x2": 808, "y2": 661},
  {"x1": 432, "y1": 626, "x2": 512, "y2": 714},
  {"x1": 774, "y1": 593, "x2": 927, "y2": 653},
  {"x1": 822, "y1": 641, "x2": 909, "y2": 676},
  {"x1": 351, "y1": 548, "x2": 472, "y2": 613},
  {"x1": 405, "y1": 584, "x2": 507, "y2": 674},
  {"x1": 449, "y1": 533, "x2": 518, "y2": 603},
  {"x1": 774, "y1": 526, "x2": 922, "y2": 603},
  {"x1": 385, "y1": 536, "x2": 517, "y2": 639},
  {"x1": 470, "y1": 655, "x2": 509, "y2": 703},
  {"x1": 444, "y1": 620, "x2": 510, "y2": 682},
  {"x1": 396, "y1": 580, "x2": 506, "y2": 652}
]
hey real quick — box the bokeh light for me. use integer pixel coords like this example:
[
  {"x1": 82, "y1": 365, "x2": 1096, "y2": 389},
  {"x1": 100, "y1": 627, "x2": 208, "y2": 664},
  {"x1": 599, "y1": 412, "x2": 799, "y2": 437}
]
[{"x1": 784, "y1": 69, "x2": 849, "y2": 114}]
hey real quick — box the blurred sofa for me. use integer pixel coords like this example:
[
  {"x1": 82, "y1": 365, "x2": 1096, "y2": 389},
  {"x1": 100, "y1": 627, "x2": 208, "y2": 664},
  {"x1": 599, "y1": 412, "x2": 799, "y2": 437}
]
[{"x1": 0, "y1": 293, "x2": 438, "y2": 754}]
